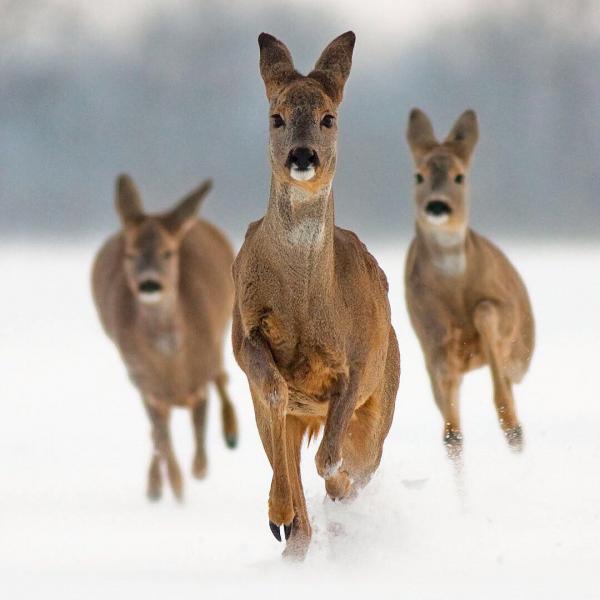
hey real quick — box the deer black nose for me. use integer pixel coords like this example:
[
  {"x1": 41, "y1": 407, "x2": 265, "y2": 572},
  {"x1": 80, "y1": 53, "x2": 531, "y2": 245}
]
[
  {"x1": 425, "y1": 200, "x2": 452, "y2": 216},
  {"x1": 289, "y1": 147, "x2": 318, "y2": 170},
  {"x1": 138, "y1": 280, "x2": 163, "y2": 294}
]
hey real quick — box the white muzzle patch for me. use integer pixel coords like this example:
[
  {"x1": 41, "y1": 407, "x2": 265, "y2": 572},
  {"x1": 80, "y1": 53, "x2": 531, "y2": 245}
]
[
  {"x1": 425, "y1": 212, "x2": 450, "y2": 226},
  {"x1": 138, "y1": 291, "x2": 163, "y2": 305},
  {"x1": 290, "y1": 165, "x2": 316, "y2": 181}
]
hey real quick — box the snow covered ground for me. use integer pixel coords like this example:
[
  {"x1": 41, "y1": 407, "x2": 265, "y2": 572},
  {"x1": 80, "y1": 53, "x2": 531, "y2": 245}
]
[{"x1": 1, "y1": 240, "x2": 598, "y2": 599}]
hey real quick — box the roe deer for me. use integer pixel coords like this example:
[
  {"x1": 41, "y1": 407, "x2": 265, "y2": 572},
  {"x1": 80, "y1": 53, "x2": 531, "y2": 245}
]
[
  {"x1": 232, "y1": 32, "x2": 400, "y2": 559},
  {"x1": 92, "y1": 175, "x2": 238, "y2": 500},
  {"x1": 404, "y1": 109, "x2": 534, "y2": 458}
]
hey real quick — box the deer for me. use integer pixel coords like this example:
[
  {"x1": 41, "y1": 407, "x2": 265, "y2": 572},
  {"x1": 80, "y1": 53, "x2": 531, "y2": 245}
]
[
  {"x1": 404, "y1": 108, "x2": 535, "y2": 461},
  {"x1": 231, "y1": 31, "x2": 400, "y2": 559},
  {"x1": 92, "y1": 175, "x2": 238, "y2": 501}
]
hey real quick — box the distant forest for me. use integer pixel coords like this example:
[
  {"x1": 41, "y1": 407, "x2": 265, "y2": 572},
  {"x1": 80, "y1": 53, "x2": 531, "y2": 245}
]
[{"x1": 1, "y1": 0, "x2": 598, "y2": 240}]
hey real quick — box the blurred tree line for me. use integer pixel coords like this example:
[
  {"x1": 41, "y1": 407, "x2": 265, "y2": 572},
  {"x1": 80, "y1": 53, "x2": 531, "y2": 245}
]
[{"x1": 1, "y1": 0, "x2": 598, "y2": 240}]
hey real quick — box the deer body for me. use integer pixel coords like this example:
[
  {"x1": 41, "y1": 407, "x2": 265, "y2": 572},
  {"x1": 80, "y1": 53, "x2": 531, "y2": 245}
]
[
  {"x1": 404, "y1": 109, "x2": 534, "y2": 456},
  {"x1": 92, "y1": 177, "x2": 238, "y2": 500},
  {"x1": 232, "y1": 32, "x2": 399, "y2": 559}
]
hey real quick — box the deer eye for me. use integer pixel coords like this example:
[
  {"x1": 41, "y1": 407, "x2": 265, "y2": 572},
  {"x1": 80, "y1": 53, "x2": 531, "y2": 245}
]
[
  {"x1": 415, "y1": 173, "x2": 424, "y2": 184},
  {"x1": 271, "y1": 114, "x2": 285, "y2": 128},
  {"x1": 162, "y1": 251, "x2": 173, "y2": 260},
  {"x1": 321, "y1": 114, "x2": 335, "y2": 128},
  {"x1": 455, "y1": 174, "x2": 464, "y2": 184}
]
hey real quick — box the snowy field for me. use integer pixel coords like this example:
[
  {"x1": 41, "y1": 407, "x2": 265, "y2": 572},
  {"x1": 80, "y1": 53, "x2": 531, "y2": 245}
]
[{"x1": 1, "y1": 240, "x2": 599, "y2": 599}]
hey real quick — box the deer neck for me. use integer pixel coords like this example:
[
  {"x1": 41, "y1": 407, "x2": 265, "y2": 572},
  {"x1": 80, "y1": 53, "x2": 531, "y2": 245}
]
[
  {"x1": 261, "y1": 176, "x2": 335, "y2": 298},
  {"x1": 135, "y1": 292, "x2": 183, "y2": 355},
  {"x1": 416, "y1": 223, "x2": 468, "y2": 278}
]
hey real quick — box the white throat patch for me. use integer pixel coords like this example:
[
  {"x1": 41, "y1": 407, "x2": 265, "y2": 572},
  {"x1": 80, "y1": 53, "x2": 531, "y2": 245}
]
[
  {"x1": 432, "y1": 252, "x2": 466, "y2": 277},
  {"x1": 286, "y1": 216, "x2": 324, "y2": 247}
]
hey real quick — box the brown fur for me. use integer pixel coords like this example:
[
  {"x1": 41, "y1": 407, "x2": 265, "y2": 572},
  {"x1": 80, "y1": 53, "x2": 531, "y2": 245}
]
[
  {"x1": 232, "y1": 32, "x2": 400, "y2": 559},
  {"x1": 404, "y1": 109, "x2": 535, "y2": 457},
  {"x1": 92, "y1": 175, "x2": 238, "y2": 500}
]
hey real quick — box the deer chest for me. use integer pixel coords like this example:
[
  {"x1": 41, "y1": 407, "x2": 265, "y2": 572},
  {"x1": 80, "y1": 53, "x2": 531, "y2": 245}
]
[{"x1": 259, "y1": 311, "x2": 347, "y2": 400}]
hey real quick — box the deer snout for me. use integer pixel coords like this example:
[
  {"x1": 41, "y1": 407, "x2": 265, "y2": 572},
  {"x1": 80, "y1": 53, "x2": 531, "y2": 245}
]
[
  {"x1": 424, "y1": 199, "x2": 452, "y2": 225},
  {"x1": 137, "y1": 276, "x2": 164, "y2": 304},
  {"x1": 288, "y1": 147, "x2": 319, "y2": 181}
]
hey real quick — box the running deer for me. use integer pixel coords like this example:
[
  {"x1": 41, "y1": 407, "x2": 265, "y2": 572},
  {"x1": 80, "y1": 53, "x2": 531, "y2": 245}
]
[
  {"x1": 404, "y1": 109, "x2": 534, "y2": 458},
  {"x1": 92, "y1": 175, "x2": 238, "y2": 501},
  {"x1": 232, "y1": 32, "x2": 400, "y2": 559}
]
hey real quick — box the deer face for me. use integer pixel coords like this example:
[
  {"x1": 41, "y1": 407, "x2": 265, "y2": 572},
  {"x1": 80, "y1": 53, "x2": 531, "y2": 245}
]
[
  {"x1": 115, "y1": 175, "x2": 213, "y2": 305},
  {"x1": 407, "y1": 109, "x2": 479, "y2": 238},
  {"x1": 122, "y1": 220, "x2": 179, "y2": 305},
  {"x1": 258, "y1": 32, "x2": 355, "y2": 190}
]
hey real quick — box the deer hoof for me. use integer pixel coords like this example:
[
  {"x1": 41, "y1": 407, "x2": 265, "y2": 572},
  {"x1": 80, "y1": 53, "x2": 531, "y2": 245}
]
[
  {"x1": 444, "y1": 429, "x2": 463, "y2": 459},
  {"x1": 225, "y1": 433, "x2": 238, "y2": 449},
  {"x1": 147, "y1": 488, "x2": 162, "y2": 502},
  {"x1": 505, "y1": 425, "x2": 524, "y2": 452},
  {"x1": 315, "y1": 449, "x2": 343, "y2": 479},
  {"x1": 269, "y1": 520, "x2": 294, "y2": 542},
  {"x1": 269, "y1": 520, "x2": 282, "y2": 542}
]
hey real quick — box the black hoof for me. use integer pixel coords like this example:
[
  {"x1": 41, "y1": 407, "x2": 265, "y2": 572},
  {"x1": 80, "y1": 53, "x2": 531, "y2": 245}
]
[
  {"x1": 225, "y1": 434, "x2": 238, "y2": 449},
  {"x1": 284, "y1": 523, "x2": 292, "y2": 540},
  {"x1": 269, "y1": 520, "x2": 282, "y2": 542}
]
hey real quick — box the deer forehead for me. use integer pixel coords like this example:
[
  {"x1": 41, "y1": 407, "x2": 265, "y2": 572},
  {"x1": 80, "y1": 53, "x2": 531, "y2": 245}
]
[
  {"x1": 420, "y1": 151, "x2": 465, "y2": 177},
  {"x1": 127, "y1": 220, "x2": 174, "y2": 252},
  {"x1": 272, "y1": 79, "x2": 335, "y2": 115}
]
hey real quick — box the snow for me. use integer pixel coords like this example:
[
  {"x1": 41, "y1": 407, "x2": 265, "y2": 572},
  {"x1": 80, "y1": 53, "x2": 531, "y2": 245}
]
[{"x1": 1, "y1": 240, "x2": 599, "y2": 599}]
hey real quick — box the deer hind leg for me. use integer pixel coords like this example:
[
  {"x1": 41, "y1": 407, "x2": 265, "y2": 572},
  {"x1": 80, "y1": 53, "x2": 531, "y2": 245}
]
[
  {"x1": 144, "y1": 399, "x2": 183, "y2": 501},
  {"x1": 282, "y1": 415, "x2": 311, "y2": 561},
  {"x1": 190, "y1": 389, "x2": 208, "y2": 480},
  {"x1": 214, "y1": 373, "x2": 239, "y2": 449},
  {"x1": 326, "y1": 330, "x2": 400, "y2": 499},
  {"x1": 474, "y1": 301, "x2": 523, "y2": 451}
]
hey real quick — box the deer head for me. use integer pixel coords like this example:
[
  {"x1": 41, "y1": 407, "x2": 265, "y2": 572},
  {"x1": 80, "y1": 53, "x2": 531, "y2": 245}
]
[
  {"x1": 406, "y1": 109, "x2": 479, "y2": 239},
  {"x1": 258, "y1": 31, "x2": 355, "y2": 191},
  {"x1": 115, "y1": 174, "x2": 212, "y2": 305}
]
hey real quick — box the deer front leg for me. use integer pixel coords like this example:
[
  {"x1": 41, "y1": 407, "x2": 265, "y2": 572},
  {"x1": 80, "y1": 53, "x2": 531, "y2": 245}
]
[
  {"x1": 474, "y1": 301, "x2": 523, "y2": 451},
  {"x1": 237, "y1": 328, "x2": 294, "y2": 541},
  {"x1": 144, "y1": 398, "x2": 183, "y2": 501},
  {"x1": 427, "y1": 359, "x2": 463, "y2": 459},
  {"x1": 315, "y1": 375, "x2": 357, "y2": 500}
]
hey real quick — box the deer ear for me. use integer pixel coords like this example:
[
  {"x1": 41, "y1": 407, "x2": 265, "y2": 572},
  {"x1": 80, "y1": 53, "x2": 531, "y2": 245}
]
[
  {"x1": 309, "y1": 31, "x2": 355, "y2": 103},
  {"x1": 445, "y1": 109, "x2": 478, "y2": 163},
  {"x1": 258, "y1": 33, "x2": 300, "y2": 101},
  {"x1": 116, "y1": 174, "x2": 144, "y2": 226},
  {"x1": 162, "y1": 179, "x2": 212, "y2": 238},
  {"x1": 406, "y1": 108, "x2": 438, "y2": 162}
]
